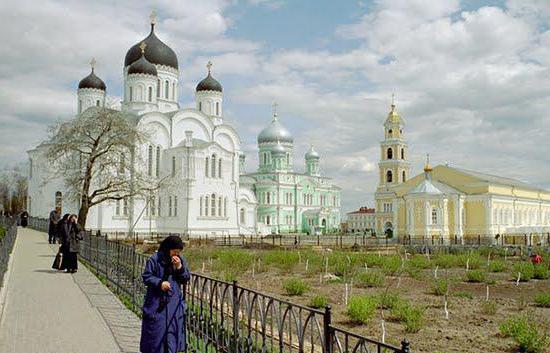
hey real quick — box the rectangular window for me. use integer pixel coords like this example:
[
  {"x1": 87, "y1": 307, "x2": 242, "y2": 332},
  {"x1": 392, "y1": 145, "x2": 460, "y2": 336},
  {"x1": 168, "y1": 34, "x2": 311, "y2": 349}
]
[
  {"x1": 174, "y1": 196, "x2": 178, "y2": 217},
  {"x1": 156, "y1": 147, "x2": 160, "y2": 177},
  {"x1": 218, "y1": 196, "x2": 222, "y2": 217},
  {"x1": 29, "y1": 159, "x2": 33, "y2": 179},
  {"x1": 148, "y1": 145, "x2": 153, "y2": 176},
  {"x1": 218, "y1": 158, "x2": 222, "y2": 178},
  {"x1": 205, "y1": 196, "x2": 209, "y2": 216},
  {"x1": 172, "y1": 156, "x2": 176, "y2": 177},
  {"x1": 200, "y1": 197, "x2": 203, "y2": 216},
  {"x1": 211, "y1": 196, "x2": 216, "y2": 216},
  {"x1": 123, "y1": 198, "x2": 128, "y2": 216},
  {"x1": 151, "y1": 197, "x2": 156, "y2": 216},
  {"x1": 116, "y1": 200, "x2": 120, "y2": 216},
  {"x1": 205, "y1": 157, "x2": 209, "y2": 177},
  {"x1": 158, "y1": 197, "x2": 161, "y2": 216},
  {"x1": 224, "y1": 198, "x2": 227, "y2": 217},
  {"x1": 168, "y1": 197, "x2": 172, "y2": 217}
]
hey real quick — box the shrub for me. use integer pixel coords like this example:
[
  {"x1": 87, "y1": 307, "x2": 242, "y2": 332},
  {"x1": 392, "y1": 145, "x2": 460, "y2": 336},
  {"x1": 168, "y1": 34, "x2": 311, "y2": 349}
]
[
  {"x1": 356, "y1": 270, "x2": 385, "y2": 288},
  {"x1": 534, "y1": 293, "x2": 550, "y2": 308},
  {"x1": 213, "y1": 250, "x2": 254, "y2": 275},
  {"x1": 283, "y1": 278, "x2": 310, "y2": 296},
  {"x1": 391, "y1": 301, "x2": 425, "y2": 333},
  {"x1": 378, "y1": 292, "x2": 401, "y2": 310},
  {"x1": 481, "y1": 300, "x2": 497, "y2": 315},
  {"x1": 513, "y1": 263, "x2": 535, "y2": 282},
  {"x1": 489, "y1": 261, "x2": 507, "y2": 273},
  {"x1": 533, "y1": 265, "x2": 549, "y2": 280},
  {"x1": 435, "y1": 254, "x2": 459, "y2": 269},
  {"x1": 309, "y1": 295, "x2": 329, "y2": 309},
  {"x1": 459, "y1": 254, "x2": 483, "y2": 270},
  {"x1": 466, "y1": 269, "x2": 486, "y2": 283},
  {"x1": 408, "y1": 255, "x2": 431, "y2": 269},
  {"x1": 346, "y1": 296, "x2": 379, "y2": 324},
  {"x1": 500, "y1": 315, "x2": 548, "y2": 353},
  {"x1": 263, "y1": 251, "x2": 300, "y2": 273},
  {"x1": 453, "y1": 291, "x2": 473, "y2": 299},
  {"x1": 432, "y1": 279, "x2": 449, "y2": 296},
  {"x1": 406, "y1": 267, "x2": 423, "y2": 280},
  {"x1": 382, "y1": 256, "x2": 401, "y2": 275}
]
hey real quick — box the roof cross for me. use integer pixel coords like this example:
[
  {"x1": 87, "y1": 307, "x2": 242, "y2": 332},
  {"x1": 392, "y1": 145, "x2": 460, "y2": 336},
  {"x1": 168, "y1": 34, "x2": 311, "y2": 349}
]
[
  {"x1": 206, "y1": 61, "x2": 213, "y2": 74},
  {"x1": 90, "y1": 57, "x2": 96, "y2": 71},
  {"x1": 272, "y1": 101, "x2": 278, "y2": 118},
  {"x1": 150, "y1": 10, "x2": 157, "y2": 26}
]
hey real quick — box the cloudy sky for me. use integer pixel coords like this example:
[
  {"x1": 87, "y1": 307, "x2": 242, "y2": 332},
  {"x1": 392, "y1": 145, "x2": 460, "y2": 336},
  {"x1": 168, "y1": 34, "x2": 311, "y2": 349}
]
[{"x1": 1, "y1": 0, "x2": 549, "y2": 213}]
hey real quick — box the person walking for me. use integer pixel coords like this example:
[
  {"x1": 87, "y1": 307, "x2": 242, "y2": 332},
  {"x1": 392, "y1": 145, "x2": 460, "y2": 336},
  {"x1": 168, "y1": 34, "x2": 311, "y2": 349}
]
[
  {"x1": 20, "y1": 211, "x2": 29, "y2": 227},
  {"x1": 65, "y1": 214, "x2": 82, "y2": 273},
  {"x1": 140, "y1": 235, "x2": 190, "y2": 353},
  {"x1": 48, "y1": 208, "x2": 61, "y2": 244},
  {"x1": 57, "y1": 214, "x2": 71, "y2": 272}
]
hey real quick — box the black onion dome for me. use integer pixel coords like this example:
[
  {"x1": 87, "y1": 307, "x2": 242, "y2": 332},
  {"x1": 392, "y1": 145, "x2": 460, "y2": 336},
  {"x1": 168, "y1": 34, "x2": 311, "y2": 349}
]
[
  {"x1": 128, "y1": 54, "x2": 158, "y2": 76},
  {"x1": 196, "y1": 73, "x2": 222, "y2": 92},
  {"x1": 124, "y1": 24, "x2": 178, "y2": 70},
  {"x1": 78, "y1": 69, "x2": 106, "y2": 90}
]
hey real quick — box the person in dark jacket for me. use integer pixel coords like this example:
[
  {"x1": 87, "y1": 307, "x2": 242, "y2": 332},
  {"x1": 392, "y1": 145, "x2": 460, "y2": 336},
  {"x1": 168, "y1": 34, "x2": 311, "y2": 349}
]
[
  {"x1": 48, "y1": 208, "x2": 61, "y2": 244},
  {"x1": 65, "y1": 214, "x2": 82, "y2": 273},
  {"x1": 140, "y1": 235, "x2": 190, "y2": 353},
  {"x1": 57, "y1": 214, "x2": 71, "y2": 271},
  {"x1": 20, "y1": 211, "x2": 29, "y2": 227}
]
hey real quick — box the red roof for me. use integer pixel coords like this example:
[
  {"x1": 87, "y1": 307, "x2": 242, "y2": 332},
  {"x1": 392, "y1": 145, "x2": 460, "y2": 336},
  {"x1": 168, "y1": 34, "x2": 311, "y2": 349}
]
[{"x1": 347, "y1": 207, "x2": 375, "y2": 215}]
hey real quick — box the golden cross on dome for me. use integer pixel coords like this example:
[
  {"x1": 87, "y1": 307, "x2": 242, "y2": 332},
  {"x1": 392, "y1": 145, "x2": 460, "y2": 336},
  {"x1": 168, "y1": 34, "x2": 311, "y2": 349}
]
[
  {"x1": 391, "y1": 92, "x2": 396, "y2": 111},
  {"x1": 90, "y1": 57, "x2": 96, "y2": 71},
  {"x1": 150, "y1": 10, "x2": 157, "y2": 26},
  {"x1": 272, "y1": 101, "x2": 279, "y2": 118},
  {"x1": 426, "y1": 153, "x2": 430, "y2": 165},
  {"x1": 139, "y1": 42, "x2": 147, "y2": 54},
  {"x1": 206, "y1": 61, "x2": 213, "y2": 74}
]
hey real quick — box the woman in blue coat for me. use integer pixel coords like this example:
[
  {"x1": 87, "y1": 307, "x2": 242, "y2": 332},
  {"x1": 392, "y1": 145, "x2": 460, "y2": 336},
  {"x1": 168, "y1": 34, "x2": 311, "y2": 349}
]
[{"x1": 140, "y1": 235, "x2": 190, "y2": 353}]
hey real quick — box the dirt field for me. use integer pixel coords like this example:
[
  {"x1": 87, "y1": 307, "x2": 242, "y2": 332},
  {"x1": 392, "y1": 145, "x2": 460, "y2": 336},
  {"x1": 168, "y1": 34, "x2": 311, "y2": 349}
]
[{"x1": 140, "y1": 243, "x2": 550, "y2": 353}]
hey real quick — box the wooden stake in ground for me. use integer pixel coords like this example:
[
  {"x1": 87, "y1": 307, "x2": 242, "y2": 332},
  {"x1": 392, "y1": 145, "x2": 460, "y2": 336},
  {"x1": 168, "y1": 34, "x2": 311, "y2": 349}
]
[
  {"x1": 381, "y1": 319, "x2": 386, "y2": 344},
  {"x1": 444, "y1": 295, "x2": 449, "y2": 320},
  {"x1": 252, "y1": 263, "x2": 255, "y2": 278},
  {"x1": 319, "y1": 273, "x2": 323, "y2": 284},
  {"x1": 305, "y1": 259, "x2": 309, "y2": 272},
  {"x1": 466, "y1": 258, "x2": 470, "y2": 271},
  {"x1": 202, "y1": 261, "x2": 205, "y2": 272},
  {"x1": 298, "y1": 251, "x2": 302, "y2": 264},
  {"x1": 516, "y1": 272, "x2": 521, "y2": 286},
  {"x1": 504, "y1": 248, "x2": 508, "y2": 262},
  {"x1": 487, "y1": 252, "x2": 491, "y2": 267},
  {"x1": 486, "y1": 285, "x2": 489, "y2": 301},
  {"x1": 344, "y1": 283, "x2": 349, "y2": 305},
  {"x1": 434, "y1": 265, "x2": 439, "y2": 279},
  {"x1": 325, "y1": 257, "x2": 329, "y2": 275}
]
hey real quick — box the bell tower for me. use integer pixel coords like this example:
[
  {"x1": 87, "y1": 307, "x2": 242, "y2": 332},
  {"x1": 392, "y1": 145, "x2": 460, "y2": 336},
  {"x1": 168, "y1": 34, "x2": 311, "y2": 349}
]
[{"x1": 378, "y1": 94, "x2": 410, "y2": 187}]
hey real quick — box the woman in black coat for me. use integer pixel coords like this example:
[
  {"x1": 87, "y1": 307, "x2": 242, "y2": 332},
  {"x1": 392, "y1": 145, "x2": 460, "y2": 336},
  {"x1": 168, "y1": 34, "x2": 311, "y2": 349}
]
[
  {"x1": 57, "y1": 214, "x2": 71, "y2": 271},
  {"x1": 65, "y1": 214, "x2": 82, "y2": 273}
]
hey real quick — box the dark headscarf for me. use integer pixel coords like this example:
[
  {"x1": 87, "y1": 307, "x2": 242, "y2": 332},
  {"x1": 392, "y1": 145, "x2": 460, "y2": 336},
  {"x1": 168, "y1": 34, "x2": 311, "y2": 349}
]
[
  {"x1": 158, "y1": 235, "x2": 184, "y2": 280},
  {"x1": 61, "y1": 213, "x2": 71, "y2": 223}
]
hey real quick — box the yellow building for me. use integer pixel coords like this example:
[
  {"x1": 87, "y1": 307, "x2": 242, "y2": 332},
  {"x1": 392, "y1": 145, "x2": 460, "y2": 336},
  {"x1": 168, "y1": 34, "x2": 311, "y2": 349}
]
[{"x1": 374, "y1": 100, "x2": 550, "y2": 243}]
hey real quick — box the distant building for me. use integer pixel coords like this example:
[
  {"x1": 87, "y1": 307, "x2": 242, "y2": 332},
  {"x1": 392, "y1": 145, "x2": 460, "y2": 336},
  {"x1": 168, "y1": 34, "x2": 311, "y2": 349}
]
[{"x1": 347, "y1": 207, "x2": 375, "y2": 233}]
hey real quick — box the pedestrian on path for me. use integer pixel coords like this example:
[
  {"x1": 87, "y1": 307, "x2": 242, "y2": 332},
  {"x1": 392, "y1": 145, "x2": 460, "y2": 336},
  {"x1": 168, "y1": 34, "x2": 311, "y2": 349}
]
[
  {"x1": 140, "y1": 235, "x2": 190, "y2": 353},
  {"x1": 20, "y1": 210, "x2": 29, "y2": 227},
  {"x1": 65, "y1": 214, "x2": 83, "y2": 273},
  {"x1": 48, "y1": 208, "x2": 61, "y2": 244},
  {"x1": 58, "y1": 214, "x2": 71, "y2": 271}
]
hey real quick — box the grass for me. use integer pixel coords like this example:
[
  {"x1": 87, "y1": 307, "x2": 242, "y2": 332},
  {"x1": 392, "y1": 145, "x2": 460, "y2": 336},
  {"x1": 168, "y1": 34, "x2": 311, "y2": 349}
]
[
  {"x1": 408, "y1": 255, "x2": 431, "y2": 269},
  {"x1": 282, "y1": 278, "x2": 309, "y2": 296},
  {"x1": 355, "y1": 270, "x2": 385, "y2": 288},
  {"x1": 480, "y1": 300, "x2": 497, "y2": 315},
  {"x1": 309, "y1": 295, "x2": 329, "y2": 309},
  {"x1": 513, "y1": 263, "x2": 535, "y2": 282},
  {"x1": 390, "y1": 300, "x2": 425, "y2": 333},
  {"x1": 533, "y1": 265, "x2": 549, "y2": 280},
  {"x1": 432, "y1": 279, "x2": 449, "y2": 296},
  {"x1": 0, "y1": 226, "x2": 5, "y2": 239},
  {"x1": 453, "y1": 291, "x2": 473, "y2": 299},
  {"x1": 500, "y1": 315, "x2": 548, "y2": 353},
  {"x1": 533, "y1": 293, "x2": 550, "y2": 308},
  {"x1": 378, "y1": 292, "x2": 402, "y2": 310},
  {"x1": 346, "y1": 296, "x2": 379, "y2": 324},
  {"x1": 488, "y1": 261, "x2": 507, "y2": 273},
  {"x1": 466, "y1": 269, "x2": 486, "y2": 283}
]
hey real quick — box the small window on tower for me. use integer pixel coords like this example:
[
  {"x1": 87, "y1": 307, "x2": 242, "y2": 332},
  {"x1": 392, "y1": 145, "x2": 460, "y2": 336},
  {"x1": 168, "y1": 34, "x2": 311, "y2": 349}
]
[
  {"x1": 96, "y1": 100, "x2": 100, "y2": 106},
  {"x1": 386, "y1": 170, "x2": 393, "y2": 183},
  {"x1": 402, "y1": 171, "x2": 406, "y2": 182},
  {"x1": 387, "y1": 148, "x2": 393, "y2": 159},
  {"x1": 401, "y1": 148, "x2": 405, "y2": 159},
  {"x1": 388, "y1": 129, "x2": 392, "y2": 135}
]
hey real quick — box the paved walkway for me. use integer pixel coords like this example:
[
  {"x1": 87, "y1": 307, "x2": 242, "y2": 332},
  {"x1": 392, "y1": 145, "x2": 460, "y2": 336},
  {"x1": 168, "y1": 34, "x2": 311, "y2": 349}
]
[{"x1": 0, "y1": 227, "x2": 141, "y2": 353}]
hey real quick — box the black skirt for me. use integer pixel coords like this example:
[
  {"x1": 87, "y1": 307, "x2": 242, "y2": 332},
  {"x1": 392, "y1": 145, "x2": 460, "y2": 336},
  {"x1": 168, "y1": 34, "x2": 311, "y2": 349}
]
[{"x1": 66, "y1": 252, "x2": 78, "y2": 271}]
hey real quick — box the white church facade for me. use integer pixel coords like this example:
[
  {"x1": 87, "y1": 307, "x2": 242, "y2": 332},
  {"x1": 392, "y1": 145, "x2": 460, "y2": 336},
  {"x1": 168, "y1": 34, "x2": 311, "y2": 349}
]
[{"x1": 27, "y1": 13, "x2": 342, "y2": 237}]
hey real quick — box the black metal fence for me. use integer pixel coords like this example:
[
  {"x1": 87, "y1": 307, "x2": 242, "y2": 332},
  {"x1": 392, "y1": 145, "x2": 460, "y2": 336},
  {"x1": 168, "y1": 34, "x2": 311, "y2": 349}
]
[
  {"x1": 0, "y1": 216, "x2": 18, "y2": 288},
  {"x1": 28, "y1": 217, "x2": 410, "y2": 353},
  {"x1": 398, "y1": 233, "x2": 550, "y2": 247}
]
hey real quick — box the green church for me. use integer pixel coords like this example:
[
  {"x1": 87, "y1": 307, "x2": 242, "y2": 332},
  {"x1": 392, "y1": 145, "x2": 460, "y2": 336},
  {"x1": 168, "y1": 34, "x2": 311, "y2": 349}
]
[{"x1": 241, "y1": 109, "x2": 341, "y2": 235}]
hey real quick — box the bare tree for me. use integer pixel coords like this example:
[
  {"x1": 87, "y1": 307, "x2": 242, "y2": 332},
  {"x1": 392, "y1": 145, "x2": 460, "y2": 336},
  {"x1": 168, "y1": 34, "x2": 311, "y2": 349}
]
[{"x1": 44, "y1": 107, "x2": 160, "y2": 229}]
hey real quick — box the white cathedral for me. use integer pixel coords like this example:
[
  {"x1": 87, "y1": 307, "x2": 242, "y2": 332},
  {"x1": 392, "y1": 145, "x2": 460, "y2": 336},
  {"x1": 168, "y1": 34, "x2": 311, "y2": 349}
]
[{"x1": 27, "y1": 14, "x2": 341, "y2": 237}]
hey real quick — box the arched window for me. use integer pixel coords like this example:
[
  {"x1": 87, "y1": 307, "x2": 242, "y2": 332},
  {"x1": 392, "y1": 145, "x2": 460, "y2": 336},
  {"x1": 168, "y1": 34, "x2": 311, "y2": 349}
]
[
  {"x1": 402, "y1": 171, "x2": 406, "y2": 182},
  {"x1": 148, "y1": 87, "x2": 153, "y2": 102},
  {"x1": 148, "y1": 145, "x2": 153, "y2": 176},
  {"x1": 211, "y1": 154, "x2": 216, "y2": 177},
  {"x1": 172, "y1": 82, "x2": 176, "y2": 100},
  {"x1": 123, "y1": 198, "x2": 128, "y2": 216},
  {"x1": 386, "y1": 170, "x2": 393, "y2": 183},
  {"x1": 173, "y1": 196, "x2": 178, "y2": 216},
  {"x1": 156, "y1": 146, "x2": 160, "y2": 177},
  {"x1": 205, "y1": 157, "x2": 209, "y2": 177},
  {"x1": 96, "y1": 100, "x2": 100, "y2": 106},
  {"x1": 165, "y1": 80, "x2": 169, "y2": 99},
  {"x1": 218, "y1": 158, "x2": 222, "y2": 178},
  {"x1": 78, "y1": 100, "x2": 82, "y2": 113},
  {"x1": 401, "y1": 148, "x2": 405, "y2": 159},
  {"x1": 218, "y1": 196, "x2": 222, "y2": 216},
  {"x1": 205, "y1": 196, "x2": 209, "y2": 216},
  {"x1": 129, "y1": 86, "x2": 133, "y2": 101},
  {"x1": 224, "y1": 198, "x2": 227, "y2": 217},
  {"x1": 266, "y1": 215, "x2": 271, "y2": 225},
  {"x1": 263, "y1": 153, "x2": 267, "y2": 165},
  {"x1": 157, "y1": 79, "x2": 160, "y2": 97},
  {"x1": 216, "y1": 102, "x2": 220, "y2": 116},
  {"x1": 387, "y1": 148, "x2": 393, "y2": 159},
  {"x1": 388, "y1": 129, "x2": 392, "y2": 135},
  {"x1": 240, "y1": 208, "x2": 245, "y2": 224},
  {"x1": 199, "y1": 102, "x2": 202, "y2": 111},
  {"x1": 119, "y1": 153, "x2": 125, "y2": 175},
  {"x1": 266, "y1": 192, "x2": 271, "y2": 204},
  {"x1": 431, "y1": 208, "x2": 438, "y2": 224},
  {"x1": 211, "y1": 194, "x2": 216, "y2": 216},
  {"x1": 200, "y1": 197, "x2": 203, "y2": 216}
]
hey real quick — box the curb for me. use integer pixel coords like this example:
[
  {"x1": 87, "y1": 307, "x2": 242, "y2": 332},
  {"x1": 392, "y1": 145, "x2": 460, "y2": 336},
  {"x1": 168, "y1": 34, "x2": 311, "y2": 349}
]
[{"x1": 0, "y1": 227, "x2": 19, "y2": 325}]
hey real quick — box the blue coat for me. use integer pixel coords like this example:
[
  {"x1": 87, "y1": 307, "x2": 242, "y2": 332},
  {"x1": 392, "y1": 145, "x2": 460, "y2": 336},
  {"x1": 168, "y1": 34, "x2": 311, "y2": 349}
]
[{"x1": 140, "y1": 252, "x2": 191, "y2": 353}]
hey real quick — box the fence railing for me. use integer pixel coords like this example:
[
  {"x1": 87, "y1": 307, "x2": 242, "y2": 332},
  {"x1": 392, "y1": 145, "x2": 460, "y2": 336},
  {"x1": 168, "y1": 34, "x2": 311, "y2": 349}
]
[
  {"x1": 398, "y1": 233, "x2": 550, "y2": 247},
  {"x1": 28, "y1": 217, "x2": 410, "y2": 353},
  {"x1": 0, "y1": 216, "x2": 18, "y2": 289}
]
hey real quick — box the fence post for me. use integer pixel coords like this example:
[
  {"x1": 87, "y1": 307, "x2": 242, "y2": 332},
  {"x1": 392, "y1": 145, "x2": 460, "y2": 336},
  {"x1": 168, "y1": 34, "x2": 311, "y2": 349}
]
[
  {"x1": 317, "y1": 235, "x2": 320, "y2": 246},
  {"x1": 323, "y1": 306, "x2": 333, "y2": 353},
  {"x1": 232, "y1": 280, "x2": 240, "y2": 350},
  {"x1": 116, "y1": 242, "x2": 120, "y2": 295},
  {"x1": 478, "y1": 235, "x2": 481, "y2": 245},
  {"x1": 132, "y1": 242, "x2": 136, "y2": 312},
  {"x1": 401, "y1": 338, "x2": 410, "y2": 353}
]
